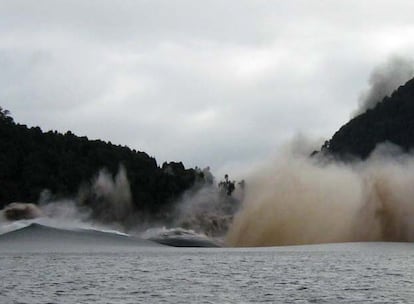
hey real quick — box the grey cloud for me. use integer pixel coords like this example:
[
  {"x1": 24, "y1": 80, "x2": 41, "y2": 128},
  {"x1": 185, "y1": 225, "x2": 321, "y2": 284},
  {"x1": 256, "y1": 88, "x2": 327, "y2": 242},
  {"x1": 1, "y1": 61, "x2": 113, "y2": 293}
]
[
  {"x1": 0, "y1": 1, "x2": 276, "y2": 46},
  {"x1": 2, "y1": 1, "x2": 414, "y2": 170},
  {"x1": 354, "y1": 56, "x2": 414, "y2": 117}
]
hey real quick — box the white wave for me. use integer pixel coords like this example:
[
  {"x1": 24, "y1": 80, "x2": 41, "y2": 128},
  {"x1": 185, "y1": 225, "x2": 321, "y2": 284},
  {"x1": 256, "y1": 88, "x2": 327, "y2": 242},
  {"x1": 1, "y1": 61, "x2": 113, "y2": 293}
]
[{"x1": 0, "y1": 215, "x2": 129, "y2": 237}]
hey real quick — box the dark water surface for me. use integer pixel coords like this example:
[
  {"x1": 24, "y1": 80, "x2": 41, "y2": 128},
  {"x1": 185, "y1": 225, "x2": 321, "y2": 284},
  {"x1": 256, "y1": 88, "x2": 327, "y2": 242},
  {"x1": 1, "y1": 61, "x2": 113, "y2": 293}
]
[{"x1": 1, "y1": 242, "x2": 414, "y2": 303}]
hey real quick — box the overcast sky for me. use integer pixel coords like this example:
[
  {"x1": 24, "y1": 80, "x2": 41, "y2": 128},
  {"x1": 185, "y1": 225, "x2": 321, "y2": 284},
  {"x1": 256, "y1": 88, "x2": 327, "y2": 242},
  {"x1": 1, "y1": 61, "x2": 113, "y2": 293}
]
[{"x1": 2, "y1": 1, "x2": 414, "y2": 173}]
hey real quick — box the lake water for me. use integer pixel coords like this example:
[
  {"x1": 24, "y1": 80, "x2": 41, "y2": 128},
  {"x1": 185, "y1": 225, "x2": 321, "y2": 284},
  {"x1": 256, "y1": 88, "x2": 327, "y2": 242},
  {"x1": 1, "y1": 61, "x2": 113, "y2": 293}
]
[{"x1": 1, "y1": 240, "x2": 414, "y2": 303}]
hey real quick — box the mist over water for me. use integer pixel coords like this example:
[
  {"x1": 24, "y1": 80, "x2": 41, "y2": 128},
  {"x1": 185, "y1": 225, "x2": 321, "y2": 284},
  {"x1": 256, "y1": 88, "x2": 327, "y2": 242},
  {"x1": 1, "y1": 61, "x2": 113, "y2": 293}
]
[
  {"x1": 0, "y1": 165, "x2": 236, "y2": 247},
  {"x1": 226, "y1": 142, "x2": 414, "y2": 247},
  {"x1": 171, "y1": 183, "x2": 242, "y2": 237},
  {"x1": 77, "y1": 165, "x2": 134, "y2": 227},
  {"x1": 0, "y1": 165, "x2": 137, "y2": 239}
]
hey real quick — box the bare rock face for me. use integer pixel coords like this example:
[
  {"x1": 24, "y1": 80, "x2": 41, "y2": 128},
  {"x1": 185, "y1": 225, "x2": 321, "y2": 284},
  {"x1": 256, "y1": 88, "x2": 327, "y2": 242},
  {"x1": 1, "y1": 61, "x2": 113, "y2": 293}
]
[{"x1": 3, "y1": 203, "x2": 43, "y2": 221}]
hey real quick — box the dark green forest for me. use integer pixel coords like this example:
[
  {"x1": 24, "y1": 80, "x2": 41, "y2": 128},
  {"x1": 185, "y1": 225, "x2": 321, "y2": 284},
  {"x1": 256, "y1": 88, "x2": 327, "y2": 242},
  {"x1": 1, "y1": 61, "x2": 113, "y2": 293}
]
[
  {"x1": 0, "y1": 108, "x2": 202, "y2": 215},
  {"x1": 322, "y1": 77, "x2": 414, "y2": 159}
]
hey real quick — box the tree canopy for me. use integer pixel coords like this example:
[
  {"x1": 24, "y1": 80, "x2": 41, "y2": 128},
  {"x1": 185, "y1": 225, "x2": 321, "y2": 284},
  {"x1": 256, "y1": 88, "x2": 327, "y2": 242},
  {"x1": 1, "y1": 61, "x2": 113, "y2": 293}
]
[
  {"x1": 321, "y1": 77, "x2": 414, "y2": 160},
  {"x1": 0, "y1": 112, "x2": 201, "y2": 215}
]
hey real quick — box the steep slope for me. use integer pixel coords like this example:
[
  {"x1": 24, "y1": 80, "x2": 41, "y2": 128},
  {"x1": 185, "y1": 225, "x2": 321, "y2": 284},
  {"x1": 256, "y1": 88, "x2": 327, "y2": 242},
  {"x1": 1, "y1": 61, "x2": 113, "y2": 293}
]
[{"x1": 323, "y1": 77, "x2": 414, "y2": 159}]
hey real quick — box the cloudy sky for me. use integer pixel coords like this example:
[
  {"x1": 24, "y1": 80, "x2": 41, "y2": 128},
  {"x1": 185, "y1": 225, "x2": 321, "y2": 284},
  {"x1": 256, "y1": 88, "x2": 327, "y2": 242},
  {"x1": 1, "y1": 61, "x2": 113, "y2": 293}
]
[{"x1": 2, "y1": 1, "x2": 414, "y2": 172}]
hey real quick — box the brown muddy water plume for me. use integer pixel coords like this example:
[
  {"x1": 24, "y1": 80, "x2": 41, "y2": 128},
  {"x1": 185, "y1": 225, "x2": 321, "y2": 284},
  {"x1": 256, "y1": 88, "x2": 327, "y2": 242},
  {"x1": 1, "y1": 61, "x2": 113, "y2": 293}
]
[{"x1": 226, "y1": 145, "x2": 414, "y2": 247}]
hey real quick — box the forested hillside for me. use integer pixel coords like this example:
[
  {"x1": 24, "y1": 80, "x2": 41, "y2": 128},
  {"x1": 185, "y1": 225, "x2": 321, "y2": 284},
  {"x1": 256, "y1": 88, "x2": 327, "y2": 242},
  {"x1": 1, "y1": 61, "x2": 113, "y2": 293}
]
[
  {"x1": 322, "y1": 77, "x2": 414, "y2": 159},
  {"x1": 0, "y1": 109, "x2": 201, "y2": 214}
]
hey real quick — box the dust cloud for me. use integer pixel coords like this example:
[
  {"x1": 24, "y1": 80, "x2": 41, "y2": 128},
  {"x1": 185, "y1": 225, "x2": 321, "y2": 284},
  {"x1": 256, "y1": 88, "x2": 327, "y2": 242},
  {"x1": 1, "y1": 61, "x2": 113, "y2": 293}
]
[{"x1": 226, "y1": 142, "x2": 414, "y2": 246}]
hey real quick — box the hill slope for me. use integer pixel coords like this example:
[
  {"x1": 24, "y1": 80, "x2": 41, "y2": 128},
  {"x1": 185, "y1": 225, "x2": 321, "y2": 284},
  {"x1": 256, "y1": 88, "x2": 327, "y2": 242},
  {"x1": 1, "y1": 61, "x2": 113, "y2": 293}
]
[
  {"x1": 0, "y1": 114, "x2": 200, "y2": 215},
  {"x1": 323, "y1": 77, "x2": 414, "y2": 159}
]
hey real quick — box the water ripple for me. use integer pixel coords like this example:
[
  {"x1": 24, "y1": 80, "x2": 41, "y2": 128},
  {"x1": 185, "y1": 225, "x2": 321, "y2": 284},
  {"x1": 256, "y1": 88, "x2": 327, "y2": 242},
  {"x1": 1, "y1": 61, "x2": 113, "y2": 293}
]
[{"x1": 1, "y1": 244, "x2": 414, "y2": 303}]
